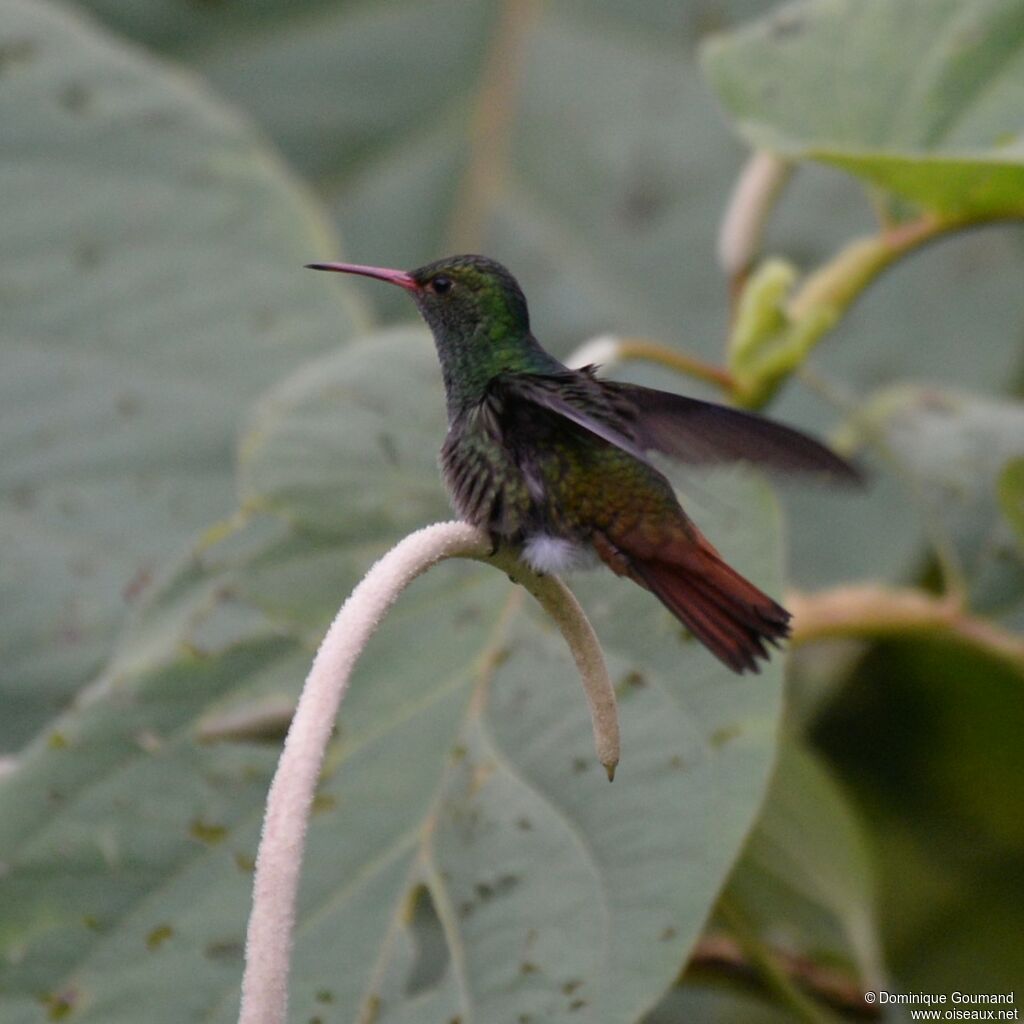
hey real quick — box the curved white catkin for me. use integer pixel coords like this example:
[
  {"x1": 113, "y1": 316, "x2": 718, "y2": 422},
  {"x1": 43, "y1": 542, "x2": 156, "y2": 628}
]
[{"x1": 238, "y1": 521, "x2": 618, "y2": 1024}]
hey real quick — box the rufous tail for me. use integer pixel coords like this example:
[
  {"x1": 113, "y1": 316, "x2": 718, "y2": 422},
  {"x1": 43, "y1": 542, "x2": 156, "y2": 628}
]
[{"x1": 600, "y1": 532, "x2": 790, "y2": 674}]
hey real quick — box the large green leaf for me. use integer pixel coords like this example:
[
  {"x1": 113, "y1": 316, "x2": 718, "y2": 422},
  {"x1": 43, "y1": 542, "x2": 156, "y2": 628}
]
[
  {"x1": 0, "y1": 332, "x2": 788, "y2": 1022},
  {"x1": 818, "y1": 636, "x2": 1024, "y2": 994},
  {"x1": 647, "y1": 745, "x2": 880, "y2": 1024},
  {"x1": 646, "y1": 987, "x2": 795, "y2": 1023},
  {"x1": 0, "y1": 0, "x2": 363, "y2": 752},
  {"x1": 719, "y1": 740, "x2": 881, "y2": 986},
  {"x1": 645, "y1": 740, "x2": 881, "y2": 1022},
  {"x1": 847, "y1": 386, "x2": 1024, "y2": 613},
  {"x1": 702, "y1": 0, "x2": 1024, "y2": 217}
]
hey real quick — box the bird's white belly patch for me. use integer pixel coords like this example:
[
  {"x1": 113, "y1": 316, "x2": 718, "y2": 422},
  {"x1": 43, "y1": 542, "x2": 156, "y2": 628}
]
[{"x1": 521, "y1": 534, "x2": 598, "y2": 574}]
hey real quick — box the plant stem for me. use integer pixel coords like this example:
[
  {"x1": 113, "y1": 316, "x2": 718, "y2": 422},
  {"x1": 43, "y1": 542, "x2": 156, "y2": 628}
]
[
  {"x1": 717, "y1": 896, "x2": 834, "y2": 1024},
  {"x1": 616, "y1": 337, "x2": 737, "y2": 393},
  {"x1": 565, "y1": 335, "x2": 736, "y2": 395},
  {"x1": 786, "y1": 215, "x2": 948, "y2": 324},
  {"x1": 688, "y1": 931, "x2": 878, "y2": 1020}
]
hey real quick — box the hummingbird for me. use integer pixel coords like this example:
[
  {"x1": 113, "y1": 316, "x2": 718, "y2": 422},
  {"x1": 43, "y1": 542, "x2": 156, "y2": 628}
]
[{"x1": 307, "y1": 255, "x2": 858, "y2": 673}]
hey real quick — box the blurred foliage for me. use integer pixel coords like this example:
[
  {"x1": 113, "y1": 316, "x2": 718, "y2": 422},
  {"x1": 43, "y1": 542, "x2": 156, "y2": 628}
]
[
  {"x1": 0, "y1": 0, "x2": 1022, "y2": 1021},
  {"x1": 703, "y1": 0, "x2": 1024, "y2": 219},
  {"x1": 816, "y1": 637, "x2": 1024, "y2": 995},
  {"x1": 0, "y1": 0, "x2": 363, "y2": 750}
]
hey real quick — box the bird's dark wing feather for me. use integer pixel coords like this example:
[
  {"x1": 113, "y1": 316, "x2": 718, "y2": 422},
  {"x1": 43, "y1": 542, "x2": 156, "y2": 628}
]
[
  {"x1": 491, "y1": 372, "x2": 651, "y2": 463},
  {"x1": 492, "y1": 371, "x2": 860, "y2": 484},
  {"x1": 603, "y1": 382, "x2": 862, "y2": 484}
]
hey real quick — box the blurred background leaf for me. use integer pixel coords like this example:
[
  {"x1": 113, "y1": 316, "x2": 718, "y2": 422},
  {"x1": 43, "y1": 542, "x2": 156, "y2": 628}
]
[
  {"x1": 843, "y1": 386, "x2": 1024, "y2": 616},
  {"x1": 702, "y1": 0, "x2": 1024, "y2": 218},
  {"x1": 816, "y1": 635, "x2": 1024, "y2": 997},
  {"x1": 234, "y1": 333, "x2": 791, "y2": 1023},
  {"x1": 642, "y1": 739, "x2": 884, "y2": 1022},
  {"x1": 0, "y1": 0, "x2": 364, "y2": 752},
  {"x1": 717, "y1": 741, "x2": 882, "y2": 989}
]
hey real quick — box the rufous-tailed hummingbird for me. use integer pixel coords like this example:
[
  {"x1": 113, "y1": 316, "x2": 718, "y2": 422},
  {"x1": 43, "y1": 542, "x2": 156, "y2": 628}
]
[{"x1": 307, "y1": 254, "x2": 858, "y2": 673}]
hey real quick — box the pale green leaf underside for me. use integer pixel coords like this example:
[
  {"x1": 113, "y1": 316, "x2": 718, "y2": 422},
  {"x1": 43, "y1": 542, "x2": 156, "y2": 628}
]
[{"x1": 702, "y1": 0, "x2": 1024, "y2": 216}]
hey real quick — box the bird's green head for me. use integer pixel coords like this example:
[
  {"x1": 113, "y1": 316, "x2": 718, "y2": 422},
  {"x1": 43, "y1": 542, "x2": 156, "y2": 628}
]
[
  {"x1": 306, "y1": 253, "x2": 530, "y2": 341},
  {"x1": 307, "y1": 254, "x2": 548, "y2": 412},
  {"x1": 411, "y1": 254, "x2": 530, "y2": 340}
]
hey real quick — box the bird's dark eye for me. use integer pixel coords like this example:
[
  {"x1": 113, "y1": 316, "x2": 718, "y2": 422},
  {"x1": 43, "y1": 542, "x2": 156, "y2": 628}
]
[{"x1": 431, "y1": 275, "x2": 453, "y2": 295}]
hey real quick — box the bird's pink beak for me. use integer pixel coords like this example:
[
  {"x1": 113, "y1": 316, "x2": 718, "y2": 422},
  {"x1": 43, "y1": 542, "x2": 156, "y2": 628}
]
[{"x1": 305, "y1": 261, "x2": 420, "y2": 292}]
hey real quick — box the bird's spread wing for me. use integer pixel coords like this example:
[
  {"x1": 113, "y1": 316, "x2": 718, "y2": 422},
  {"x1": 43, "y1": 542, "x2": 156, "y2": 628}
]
[
  {"x1": 609, "y1": 383, "x2": 861, "y2": 483},
  {"x1": 490, "y1": 371, "x2": 651, "y2": 463},
  {"x1": 492, "y1": 371, "x2": 860, "y2": 484}
]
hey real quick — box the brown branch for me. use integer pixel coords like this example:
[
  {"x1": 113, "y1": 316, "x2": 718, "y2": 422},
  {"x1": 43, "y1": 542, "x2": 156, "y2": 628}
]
[
  {"x1": 614, "y1": 337, "x2": 736, "y2": 393},
  {"x1": 787, "y1": 584, "x2": 1024, "y2": 675},
  {"x1": 687, "y1": 932, "x2": 880, "y2": 1020}
]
